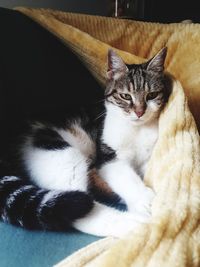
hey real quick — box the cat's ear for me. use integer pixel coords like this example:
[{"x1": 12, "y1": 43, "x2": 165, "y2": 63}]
[
  {"x1": 107, "y1": 49, "x2": 128, "y2": 80},
  {"x1": 146, "y1": 47, "x2": 167, "y2": 73}
]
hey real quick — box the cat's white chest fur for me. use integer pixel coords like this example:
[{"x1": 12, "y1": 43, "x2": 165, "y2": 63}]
[{"x1": 102, "y1": 104, "x2": 158, "y2": 175}]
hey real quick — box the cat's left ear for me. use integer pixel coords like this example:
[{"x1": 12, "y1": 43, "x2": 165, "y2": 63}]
[
  {"x1": 107, "y1": 49, "x2": 128, "y2": 80},
  {"x1": 146, "y1": 47, "x2": 167, "y2": 73}
]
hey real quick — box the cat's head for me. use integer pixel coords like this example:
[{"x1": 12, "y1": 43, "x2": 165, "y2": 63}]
[{"x1": 105, "y1": 47, "x2": 169, "y2": 125}]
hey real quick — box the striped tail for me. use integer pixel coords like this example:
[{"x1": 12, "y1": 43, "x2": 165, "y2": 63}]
[{"x1": 0, "y1": 176, "x2": 93, "y2": 230}]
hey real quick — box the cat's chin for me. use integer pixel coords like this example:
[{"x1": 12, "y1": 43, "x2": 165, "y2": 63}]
[{"x1": 130, "y1": 119, "x2": 148, "y2": 126}]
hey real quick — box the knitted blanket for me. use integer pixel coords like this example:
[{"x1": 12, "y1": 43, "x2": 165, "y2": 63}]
[{"x1": 16, "y1": 8, "x2": 200, "y2": 267}]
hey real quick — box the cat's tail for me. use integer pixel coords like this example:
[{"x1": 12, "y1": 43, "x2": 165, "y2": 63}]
[{"x1": 0, "y1": 176, "x2": 93, "y2": 230}]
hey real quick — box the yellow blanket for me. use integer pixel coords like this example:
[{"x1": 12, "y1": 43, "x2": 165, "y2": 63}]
[{"x1": 16, "y1": 8, "x2": 200, "y2": 267}]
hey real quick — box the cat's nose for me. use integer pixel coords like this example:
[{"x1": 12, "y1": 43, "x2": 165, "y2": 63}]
[{"x1": 135, "y1": 110, "x2": 145, "y2": 118}]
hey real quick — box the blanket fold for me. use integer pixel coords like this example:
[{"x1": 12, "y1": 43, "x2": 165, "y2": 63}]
[{"x1": 15, "y1": 8, "x2": 200, "y2": 267}]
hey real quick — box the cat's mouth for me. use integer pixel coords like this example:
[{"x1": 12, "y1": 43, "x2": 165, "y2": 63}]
[
  {"x1": 132, "y1": 114, "x2": 145, "y2": 121},
  {"x1": 130, "y1": 113, "x2": 154, "y2": 124}
]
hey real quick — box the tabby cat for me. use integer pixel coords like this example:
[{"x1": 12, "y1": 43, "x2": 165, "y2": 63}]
[{"x1": 0, "y1": 47, "x2": 170, "y2": 237}]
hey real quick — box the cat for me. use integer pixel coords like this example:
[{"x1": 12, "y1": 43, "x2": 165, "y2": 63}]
[{"x1": 0, "y1": 47, "x2": 170, "y2": 237}]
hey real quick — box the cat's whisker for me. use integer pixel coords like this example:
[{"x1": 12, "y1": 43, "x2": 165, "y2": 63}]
[{"x1": 94, "y1": 112, "x2": 106, "y2": 121}]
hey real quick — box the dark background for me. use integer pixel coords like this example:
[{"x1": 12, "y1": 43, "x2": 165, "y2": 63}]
[
  {"x1": 0, "y1": 0, "x2": 199, "y2": 23},
  {"x1": 145, "y1": 0, "x2": 200, "y2": 23},
  {"x1": 0, "y1": 0, "x2": 109, "y2": 16}
]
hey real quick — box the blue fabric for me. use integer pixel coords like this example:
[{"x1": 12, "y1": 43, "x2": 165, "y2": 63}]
[{"x1": 0, "y1": 222, "x2": 100, "y2": 267}]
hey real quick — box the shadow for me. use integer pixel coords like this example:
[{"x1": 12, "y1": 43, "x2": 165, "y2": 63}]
[{"x1": 0, "y1": 8, "x2": 104, "y2": 158}]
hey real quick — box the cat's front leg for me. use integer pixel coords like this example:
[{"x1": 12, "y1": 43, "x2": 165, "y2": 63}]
[
  {"x1": 98, "y1": 160, "x2": 155, "y2": 216},
  {"x1": 73, "y1": 202, "x2": 149, "y2": 237}
]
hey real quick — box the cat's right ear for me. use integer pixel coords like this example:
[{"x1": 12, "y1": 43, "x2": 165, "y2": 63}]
[{"x1": 107, "y1": 49, "x2": 128, "y2": 80}]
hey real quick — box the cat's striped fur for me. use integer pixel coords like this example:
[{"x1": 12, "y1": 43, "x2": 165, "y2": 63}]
[{"x1": 0, "y1": 48, "x2": 171, "y2": 237}]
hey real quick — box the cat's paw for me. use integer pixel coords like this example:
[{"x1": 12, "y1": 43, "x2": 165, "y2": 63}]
[
  {"x1": 128, "y1": 186, "x2": 155, "y2": 216},
  {"x1": 109, "y1": 212, "x2": 150, "y2": 238}
]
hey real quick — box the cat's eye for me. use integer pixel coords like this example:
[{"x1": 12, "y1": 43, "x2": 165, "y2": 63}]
[
  {"x1": 119, "y1": 93, "x2": 132, "y2": 100},
  {"x1": 146, "y1": 92, "x2": 159, "y2": 101}
]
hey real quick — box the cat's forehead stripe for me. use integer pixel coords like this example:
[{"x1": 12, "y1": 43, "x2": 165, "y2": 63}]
[
  {"x1": 129, "y1": 67, "x2": 147, "y2": 92},
  {"x1": 129, "y1": 82, "x2": 134, "y2": 92},
  {"x1": 133, "y1": 69, "x2": 142, "y2": 91}
]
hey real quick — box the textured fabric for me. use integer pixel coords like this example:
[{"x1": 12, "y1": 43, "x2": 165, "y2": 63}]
[
  {"x1": 54, "y1": 237, "x2": 117, "y2": 267},
  {"x1": 14, "y1": 8, "x2": 200, "y2": 267}
]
